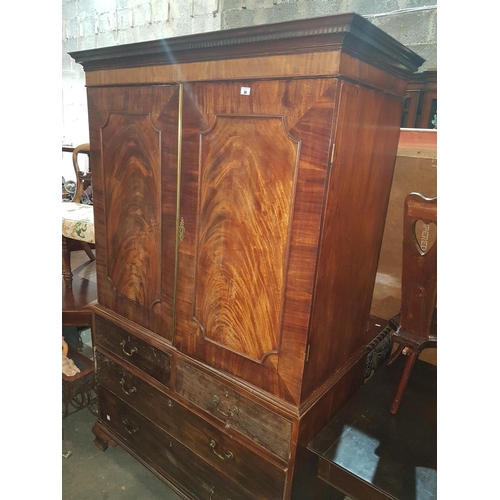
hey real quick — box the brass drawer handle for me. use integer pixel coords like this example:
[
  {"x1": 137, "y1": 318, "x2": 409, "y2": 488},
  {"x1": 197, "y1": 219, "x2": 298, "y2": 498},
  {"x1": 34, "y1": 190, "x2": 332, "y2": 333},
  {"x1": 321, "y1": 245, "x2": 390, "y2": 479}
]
[
  {"x1": 208, "y1": 484, "x2": 215, "y2": 500},
  {"x1": 212, "y1": 394, "x2": 238, "y2": 418},
  {"x1": 209, "y1": 438, "x2": 234, "y2": 461},
  {"x1": 120, "y1": 340, "x2": 138, "y2": 357},
  {"x1": 119, "y1": 376, "x2": 137, "y2": 396},
  {"x1": 121, "y1": 418, "x2": 139, "y2": 435}
]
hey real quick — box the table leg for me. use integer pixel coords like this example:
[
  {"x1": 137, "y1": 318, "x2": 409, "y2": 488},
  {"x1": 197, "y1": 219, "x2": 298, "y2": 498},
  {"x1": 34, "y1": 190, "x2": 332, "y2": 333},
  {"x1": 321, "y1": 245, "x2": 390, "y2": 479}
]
[{"x1": 62, "y1": 235, "x2": 73, "y2": 288}]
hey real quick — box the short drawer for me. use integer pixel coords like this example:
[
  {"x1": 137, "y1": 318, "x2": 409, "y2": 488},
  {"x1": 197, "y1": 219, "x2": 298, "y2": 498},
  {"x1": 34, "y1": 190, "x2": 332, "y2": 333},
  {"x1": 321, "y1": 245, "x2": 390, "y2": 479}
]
[
  {"x1": 175, "y1": 358, "x2": 292, "y2": 462},
  {"x1": 93, "y1": 313, "x2": 171, "y2": 387},
  {"x1": 96, "y1": 350, "x2": 286, "y2": 500},
  {"x1": 98, "y1": 386, "x2": 261, "y2": 500}
]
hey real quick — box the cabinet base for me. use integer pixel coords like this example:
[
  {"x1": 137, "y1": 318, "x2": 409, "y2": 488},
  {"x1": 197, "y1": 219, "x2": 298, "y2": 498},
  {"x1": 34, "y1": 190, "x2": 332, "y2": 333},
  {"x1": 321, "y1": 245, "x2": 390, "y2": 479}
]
[{"x1": 92, "y1": 420, "x2": 117, "y2": 451}]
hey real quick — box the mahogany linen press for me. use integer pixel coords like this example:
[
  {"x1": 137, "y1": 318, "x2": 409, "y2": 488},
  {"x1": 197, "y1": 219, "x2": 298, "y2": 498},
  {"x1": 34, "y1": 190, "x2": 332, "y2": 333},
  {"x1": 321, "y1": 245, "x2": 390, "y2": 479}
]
[{"x1": 69, "y1": 13, "x2": 424, "y2": 500}]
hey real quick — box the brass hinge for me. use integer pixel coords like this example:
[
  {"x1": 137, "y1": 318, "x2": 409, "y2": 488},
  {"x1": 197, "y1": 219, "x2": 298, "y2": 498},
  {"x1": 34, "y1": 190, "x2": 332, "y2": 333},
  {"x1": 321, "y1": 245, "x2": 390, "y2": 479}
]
[
  {"x1": 179, "y1": 216, "x2": 185, "y2": 242},
  {"x1": 329, "y1": 143, "x2": 336, "y2": 167}
]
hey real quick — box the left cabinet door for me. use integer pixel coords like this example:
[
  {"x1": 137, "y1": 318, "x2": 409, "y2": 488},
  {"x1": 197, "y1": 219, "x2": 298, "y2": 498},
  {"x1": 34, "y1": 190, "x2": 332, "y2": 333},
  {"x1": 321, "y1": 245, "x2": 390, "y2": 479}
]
[{"x1": 87, "y1": 85, "x2": 180, "y2": 340}]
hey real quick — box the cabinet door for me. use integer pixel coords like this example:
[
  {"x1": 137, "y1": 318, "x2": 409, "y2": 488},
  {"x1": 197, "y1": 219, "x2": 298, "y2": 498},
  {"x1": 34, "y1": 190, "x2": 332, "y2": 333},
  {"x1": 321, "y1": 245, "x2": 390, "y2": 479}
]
[
  {"x1": 87, "y1": 85, "x2": 179, "y2": 340},
  {"x1": 175, "y1": 79, "x2": 337, "y2": 403}
]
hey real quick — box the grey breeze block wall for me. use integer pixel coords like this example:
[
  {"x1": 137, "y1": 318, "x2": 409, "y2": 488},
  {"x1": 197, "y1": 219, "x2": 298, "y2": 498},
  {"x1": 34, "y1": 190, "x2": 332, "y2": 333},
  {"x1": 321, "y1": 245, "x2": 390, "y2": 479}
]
[{"x1": 62, "y1": 0, "x2": 437, "y2": 148}]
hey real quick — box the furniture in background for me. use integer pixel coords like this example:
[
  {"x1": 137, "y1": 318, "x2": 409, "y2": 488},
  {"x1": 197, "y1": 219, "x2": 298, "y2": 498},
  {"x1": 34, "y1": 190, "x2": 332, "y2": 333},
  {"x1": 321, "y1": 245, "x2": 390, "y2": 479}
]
[
  {"x1": 401, "y1": 69, "x2": 437, "y2": 129},
  {"x1": 62, "y1": 145, "x2": 97, "y2": 348},
  {"x1": 70, "y1": 13, "x2": 423, "y2": 500},
  {"x1": 370, "y1": 129, "x2": 437, "y2": 325},
  {"x1": 62, "y1": 144, "x2": 95, "y2": 288},
  {"x1": 308, "y1": 356, "x2": 437, "y2": 500},
  {"x1": 387, "y1": 193, "x2": 437, "y2": 414},
  {"x1": 62, "y1": 349, "x2": 97, "y2": 419}
]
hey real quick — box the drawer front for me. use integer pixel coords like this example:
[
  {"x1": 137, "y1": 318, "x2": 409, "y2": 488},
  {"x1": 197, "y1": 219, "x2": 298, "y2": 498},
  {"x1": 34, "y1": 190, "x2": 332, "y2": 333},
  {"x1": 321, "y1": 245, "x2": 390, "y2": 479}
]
[
  {"x1": 96, "y1": 351, "x2": 286, "y2": 499},
  {"x1": 175, "y1": 358, "x2": 292, "y2": 462},
  {"x1": 94, "y1": 313, "x2": 171, "y2": 387},
  {"x1": 98, "y1": 387, "x2": 261, "y2": 500}
]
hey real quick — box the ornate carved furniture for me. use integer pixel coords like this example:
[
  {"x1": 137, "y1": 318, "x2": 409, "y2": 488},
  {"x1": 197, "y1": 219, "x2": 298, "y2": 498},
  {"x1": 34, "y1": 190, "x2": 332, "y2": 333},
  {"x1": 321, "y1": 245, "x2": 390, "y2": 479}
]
[
  {"x1": 62, "y1": 144, "x2": 95, "y2": 288},
  {"x1": 387, "y1": 192, "x2": 437, "y2": 414},
  {"x1": 69, "y1": 13, "x2": 424, "y2": 500}
]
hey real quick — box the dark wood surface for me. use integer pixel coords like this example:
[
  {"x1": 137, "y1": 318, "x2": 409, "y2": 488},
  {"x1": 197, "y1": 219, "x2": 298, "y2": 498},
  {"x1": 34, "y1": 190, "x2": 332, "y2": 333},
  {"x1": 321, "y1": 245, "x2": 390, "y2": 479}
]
[
  {"x1": 62, "y1": 251, "x2": 97, "y2": 327},
  {"x1": 69, "y1": 13, "x2": 423, "y2": 75},
  {"x1": 88, "y1": 85, "x2": 179, "y2": 339},
  {"x1": 401, "y1": 70, "x2": 437, "y2": 129},
  {"x1": 387, "y1": 193, "x2": 437, "y2": 414},
  {"x1": 71, "y1": 14, "x2": 425, "y2": 500},
  {"x1": 96, "y1": 350, "x2": 286, "y2": 499},
  {"x1": 308, "y1": 357, "x2": 436, "y2": 500}
]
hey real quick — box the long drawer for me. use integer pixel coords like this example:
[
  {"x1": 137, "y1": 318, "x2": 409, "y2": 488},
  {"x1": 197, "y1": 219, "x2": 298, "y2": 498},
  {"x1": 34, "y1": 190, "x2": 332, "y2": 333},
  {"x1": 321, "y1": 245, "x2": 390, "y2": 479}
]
[
  {"x1": 96, "y1": 350, "x2": 286, "y2": 500},
  {"x1": 175, "y1": 358, "x2": 292, "y2": 462},
  {"x1": 94, "y1": 313, "x2": 171, "y2": 387},
  {"x1": 98, "y1": 386, "x2": 260, "y2": 500}
]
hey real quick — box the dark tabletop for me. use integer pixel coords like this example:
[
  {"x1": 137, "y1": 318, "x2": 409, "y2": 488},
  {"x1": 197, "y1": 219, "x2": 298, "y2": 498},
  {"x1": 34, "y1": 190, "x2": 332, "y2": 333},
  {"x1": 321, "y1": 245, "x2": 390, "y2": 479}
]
[{"x1": 308, "y1": 357, "x2": 436, "y2": 500}]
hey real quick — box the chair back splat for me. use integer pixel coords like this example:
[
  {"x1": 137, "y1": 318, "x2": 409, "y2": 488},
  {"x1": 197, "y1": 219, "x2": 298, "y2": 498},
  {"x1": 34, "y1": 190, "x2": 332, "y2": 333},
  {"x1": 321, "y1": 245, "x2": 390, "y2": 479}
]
[
  {"x1": 401, "y1": 193, "x2": 437, "y2": 337},
  {"x1": 388, "y1": 192, "x2": 437, "y2": 414},
  {"x1": 72, "y1": 143, "x2": 92, "y2": 204},
  {"x1": 62, "y1": 144, "x2": 95, "y2": 289}
]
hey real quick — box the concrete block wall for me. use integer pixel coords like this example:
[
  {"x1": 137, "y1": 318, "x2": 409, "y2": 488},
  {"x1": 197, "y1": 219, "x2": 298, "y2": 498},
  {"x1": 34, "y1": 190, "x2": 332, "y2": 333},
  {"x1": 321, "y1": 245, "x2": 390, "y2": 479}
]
[
  {"x1": 62, "y1": 0, "x2": 223, "y2": 148},
  {"x1": 62, "y1": 0, "x2": 436, "y2": 152},
  {"x1": 221, "y1": 1, "x2": 436, "y2": 68}
]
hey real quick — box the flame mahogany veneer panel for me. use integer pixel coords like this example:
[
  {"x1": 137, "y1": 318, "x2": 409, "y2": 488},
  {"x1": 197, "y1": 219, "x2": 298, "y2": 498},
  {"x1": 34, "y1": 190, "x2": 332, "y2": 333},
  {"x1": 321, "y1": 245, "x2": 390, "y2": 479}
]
[
  {"x1": 88, "y1": 85, "x2": 179, "y2": 339},
  {"x1": 175, "y1": 79, "x2": 338, "y2": 404},
  {"x1": 74, "y1": 14, "x2": 424, "y2": 500}
]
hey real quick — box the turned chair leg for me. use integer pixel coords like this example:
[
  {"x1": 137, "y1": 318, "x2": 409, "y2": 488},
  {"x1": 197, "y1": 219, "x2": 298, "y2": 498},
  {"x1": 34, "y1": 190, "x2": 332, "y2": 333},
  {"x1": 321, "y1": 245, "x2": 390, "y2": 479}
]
[
  {"x1": 387, "y1": 344, "x2": 404, "y2": 366},
  {"x1": 62, "y1": 236, "x2": 73, "y2": 288},
  {"x1": 390, "y1": 350, "x2": 418, "y2": 415}
]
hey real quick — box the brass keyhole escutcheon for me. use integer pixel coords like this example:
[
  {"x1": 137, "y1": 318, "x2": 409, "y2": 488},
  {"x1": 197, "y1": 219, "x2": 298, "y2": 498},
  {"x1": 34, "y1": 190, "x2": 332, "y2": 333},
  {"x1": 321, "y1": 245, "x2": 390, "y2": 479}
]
[{"x1": 212, "y1": 394, "x2": 238, "y2": 418}]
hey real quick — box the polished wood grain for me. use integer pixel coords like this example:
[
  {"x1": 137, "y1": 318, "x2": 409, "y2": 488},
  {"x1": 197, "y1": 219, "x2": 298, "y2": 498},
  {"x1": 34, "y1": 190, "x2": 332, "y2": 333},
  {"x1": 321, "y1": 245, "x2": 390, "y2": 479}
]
[
  {"x1": 88, "y1": 85, "x2": 179, "y2": 339},
  {"x1": 193, "y1": 114, "x2": 298, "y2": 362},
  {"x1": 400, "y1": 194, "x2": 437, "y2": 337},
  {"x1": 387, "y1": 193, "x2": 437, "y2": 414},
  {"x1": 94, "y1": 314, "x2": 172, "y2": 387},
  {"x1": 302, "y1": 81, "x2": 405, "y2": 401},
  {"x1": 175, "y1": 357, "x2": 293, "y2": 462},
  {"x1": 98, "y1": 387, "x2": 261, "y2": 500},
  {"x1": 71, "y1": 13, "x2": 423, "y2": 76},
  {"x1": 176, "y1": 78, "x2": 338, "y2": 404},
  {"x1": 70, "y1": 13, "x2": 424, "y2": 500},
  {"x1": 96, "y1": 350, "x2": 286, "y2": 499}
]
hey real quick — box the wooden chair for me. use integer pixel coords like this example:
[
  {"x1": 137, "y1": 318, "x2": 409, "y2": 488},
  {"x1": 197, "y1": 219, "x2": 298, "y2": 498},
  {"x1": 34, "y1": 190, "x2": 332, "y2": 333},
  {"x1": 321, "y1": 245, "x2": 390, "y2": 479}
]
[
  {"x1": 387, "y1": 192, "x2": 437, "y2": 414},
  {"x1": 62, "y1": 144, "x2": 95, "y2": 288}
]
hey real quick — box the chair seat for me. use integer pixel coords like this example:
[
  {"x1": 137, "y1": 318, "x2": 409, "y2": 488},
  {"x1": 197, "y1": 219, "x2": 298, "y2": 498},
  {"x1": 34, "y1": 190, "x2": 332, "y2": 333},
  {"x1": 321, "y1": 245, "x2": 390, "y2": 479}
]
[
  {"x1": 62, "y1": 202, "x2": 95, "y2": 244},
  {"x1": 392, "y1": 326, "x2": 437, "y2": 351}
]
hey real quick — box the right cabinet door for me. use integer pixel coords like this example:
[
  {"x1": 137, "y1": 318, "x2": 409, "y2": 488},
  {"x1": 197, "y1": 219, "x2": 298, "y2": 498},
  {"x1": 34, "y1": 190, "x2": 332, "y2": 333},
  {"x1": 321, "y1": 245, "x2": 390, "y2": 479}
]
[{"x1": 175, "y1": 79, "x2": 338, "y2": 403}]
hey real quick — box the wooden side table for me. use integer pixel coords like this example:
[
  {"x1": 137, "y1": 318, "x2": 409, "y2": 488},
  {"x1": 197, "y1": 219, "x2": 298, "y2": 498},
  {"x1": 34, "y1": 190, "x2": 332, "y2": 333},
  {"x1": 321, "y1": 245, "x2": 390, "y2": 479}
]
[{"x1": 308, "y1": 357, "x2": 436, "y2": 500}]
